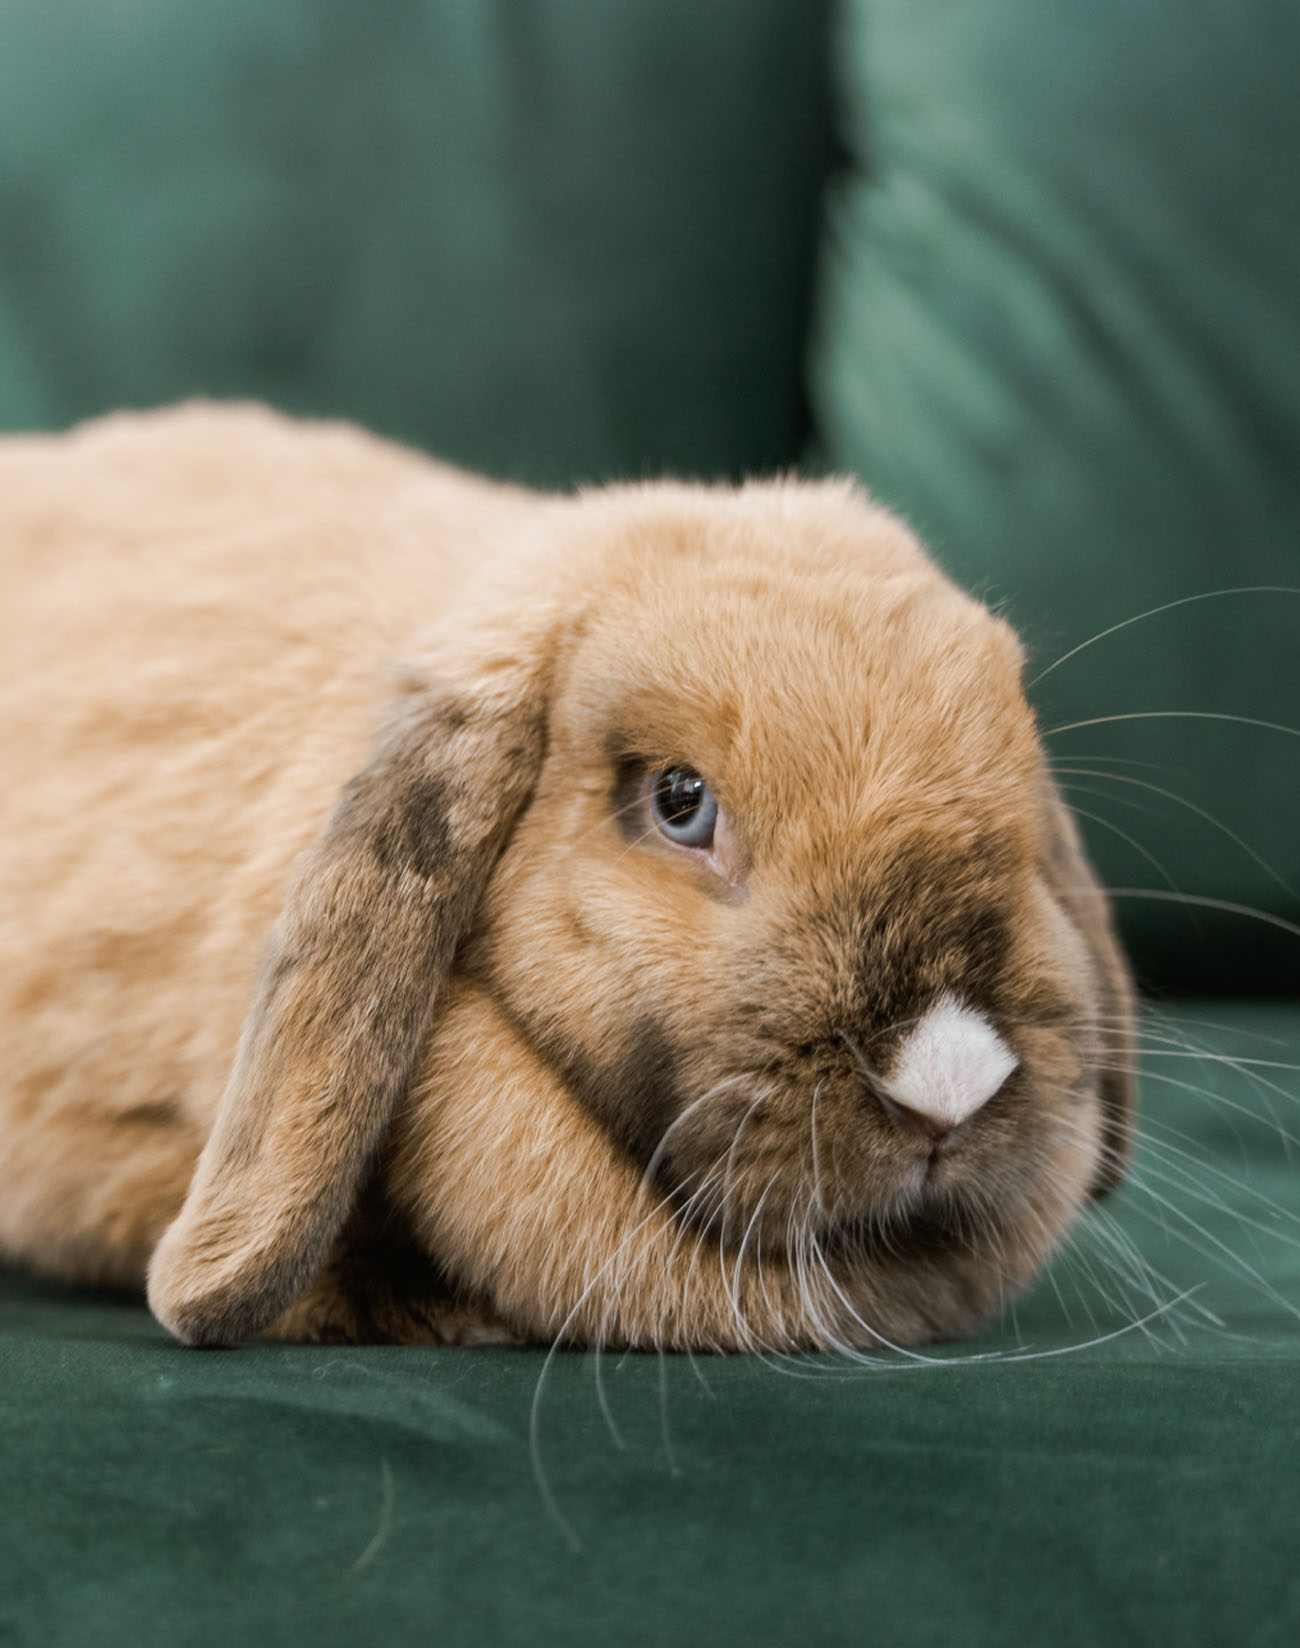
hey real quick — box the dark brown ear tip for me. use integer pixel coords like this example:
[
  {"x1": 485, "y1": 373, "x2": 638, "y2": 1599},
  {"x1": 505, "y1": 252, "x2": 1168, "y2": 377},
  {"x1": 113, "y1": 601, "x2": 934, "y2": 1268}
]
[
  {"x1": 1087, "y1": 1155, "x2": 1129, "y2": 1201},
  {"x1": 1087, "y1": 1080, "x2": 1135, "y2": 1201},
  {"x1": 146, "y1": 1224, "x2": 293, "y2": 1348},
  {"x1": 150, "y1": 1305, "x2": 235, "y2": 1349},
  {"x1": 146, "y1": 1273, "x2": 259, "y2": 1348}
]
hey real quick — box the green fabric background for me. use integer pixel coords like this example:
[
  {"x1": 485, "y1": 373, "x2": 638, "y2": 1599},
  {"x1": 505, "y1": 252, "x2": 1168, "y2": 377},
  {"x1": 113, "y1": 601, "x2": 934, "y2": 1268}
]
[
  {"x1": 809, "y1": 0, "x2": 1300, "y2": 991},
  {"x1": 0, "y1": 0, "x2": 831, "y2": 486},
  {"x1": 3, "y1": 1005, "x2": 1299, "y2": 1647}
]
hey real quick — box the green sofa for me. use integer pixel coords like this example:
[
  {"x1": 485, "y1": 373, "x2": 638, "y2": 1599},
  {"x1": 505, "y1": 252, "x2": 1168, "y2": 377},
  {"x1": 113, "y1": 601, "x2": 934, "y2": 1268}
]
[{"x1": 2, "y1": 3, "x2": 1297, "y2": 1644}]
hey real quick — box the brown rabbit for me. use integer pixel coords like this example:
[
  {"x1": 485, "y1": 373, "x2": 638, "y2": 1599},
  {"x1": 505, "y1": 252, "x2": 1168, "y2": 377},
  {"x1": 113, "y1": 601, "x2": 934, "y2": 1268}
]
[{"x1": 0, "y1": 403, "x2": 1135, "y2": 1351}]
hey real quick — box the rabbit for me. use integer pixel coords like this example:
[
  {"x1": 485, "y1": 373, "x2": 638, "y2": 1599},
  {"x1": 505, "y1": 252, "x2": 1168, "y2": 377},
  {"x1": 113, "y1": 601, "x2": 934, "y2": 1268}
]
[{"x1": 0, "y1": 402, "x2": 1136, "y2": 1352}]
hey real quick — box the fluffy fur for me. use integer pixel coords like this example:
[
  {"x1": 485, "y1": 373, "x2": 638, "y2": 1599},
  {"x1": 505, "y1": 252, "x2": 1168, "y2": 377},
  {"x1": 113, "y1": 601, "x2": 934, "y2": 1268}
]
[{"x1": 0, "y1": 404, "x2": 1135, "y2": 1350}]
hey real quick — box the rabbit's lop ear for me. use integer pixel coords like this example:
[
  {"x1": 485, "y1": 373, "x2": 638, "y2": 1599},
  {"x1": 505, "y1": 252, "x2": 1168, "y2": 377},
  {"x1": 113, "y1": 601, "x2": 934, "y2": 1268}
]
[
  {"x1": 1039, "y1": 777, "x2": 1138, "y2": 1199},
  {"x1": 148, "y1": 647, "x2": 549, "y2": 1346}
]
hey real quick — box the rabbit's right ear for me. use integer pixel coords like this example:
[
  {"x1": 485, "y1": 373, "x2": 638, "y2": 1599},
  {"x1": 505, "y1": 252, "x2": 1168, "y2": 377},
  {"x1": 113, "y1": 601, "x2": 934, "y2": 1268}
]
[
  {"x1": 147, "y1": 628, "x2": 553, "y2": 1347},
  {"x1": 1038, "y1": 775, "x2": 1138, "y2": 1199}
]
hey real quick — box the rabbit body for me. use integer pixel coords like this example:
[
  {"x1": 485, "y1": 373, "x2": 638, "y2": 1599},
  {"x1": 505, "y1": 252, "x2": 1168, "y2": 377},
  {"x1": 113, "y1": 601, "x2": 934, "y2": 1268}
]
[{"x1": 0, "y1": 405, "x2": 1134, "y2": 1351}]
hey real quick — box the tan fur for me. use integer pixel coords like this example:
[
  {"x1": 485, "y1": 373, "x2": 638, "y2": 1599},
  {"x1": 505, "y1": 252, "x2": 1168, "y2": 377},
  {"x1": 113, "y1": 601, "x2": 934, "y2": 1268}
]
[{"x1": 0, "y1": 404, "x2": 1134, "y2": 1349}]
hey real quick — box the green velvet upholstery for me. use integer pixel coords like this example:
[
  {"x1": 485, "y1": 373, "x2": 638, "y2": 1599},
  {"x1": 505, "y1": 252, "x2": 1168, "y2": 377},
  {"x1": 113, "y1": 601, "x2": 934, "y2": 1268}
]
[
  {"x1": 809, "y1": 0, "x2": 1300, "y2": 991},
  {"x1": 5, "y1": 1004, "x2": 1299, "y2": 1646},
  {"x1": 0, "y1": 0, "x2": 831, "y2": 486}
]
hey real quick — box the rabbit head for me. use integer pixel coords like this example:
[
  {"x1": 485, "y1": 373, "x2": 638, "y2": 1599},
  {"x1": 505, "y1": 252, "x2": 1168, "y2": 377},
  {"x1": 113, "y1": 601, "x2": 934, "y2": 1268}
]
[{"x1": 148, "y1": 475, "x2": 1134, "y2": 1350}]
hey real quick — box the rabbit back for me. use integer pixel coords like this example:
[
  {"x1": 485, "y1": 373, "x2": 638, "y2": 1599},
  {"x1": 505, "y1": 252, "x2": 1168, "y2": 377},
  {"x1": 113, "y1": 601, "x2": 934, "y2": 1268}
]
[{"x1": 0, "y1": 404, "x2": 522, "y2": 1286}]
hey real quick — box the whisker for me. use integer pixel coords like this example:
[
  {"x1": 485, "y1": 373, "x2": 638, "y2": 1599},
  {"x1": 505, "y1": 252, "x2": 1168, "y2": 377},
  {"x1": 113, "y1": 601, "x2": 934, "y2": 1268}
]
[
  {"x1": 1055, "y1": 776, "x2": 1165, "y2": 820},
  {"x1": 986, "y1": 1289, "x2": 1210, "y2": 1363},
  {"x1": 1047, "y1": 709, "x2": 1300, "y2": 741},
  {"x1": 528, "y1": 1183, "x2": 687, "y2": 1552},
  {"x1": 808, "y1": 1081, "x2": 827, "y2": 1219},
  {"x1": 1053, "y1": 764, "x2": 1299, "y2": 901},
  {"x1": 657, "y1": 1350, "x2": 681, "y2": 1478},
  {"x1": 1057, "y1": 800, "x2": 1184, "y2": 893},
  {"x1": 1134, "y1": 1006, "x2": 1294, "y2": 1048},
  {"x1": 1083, "y1": 1202, "x2": 1218, "y2": 1331},
  {"x1": 728, "y1": 1173, "x2": 778, "y2": 1341},
  {"x1": 641, "y1": 1073, "x2": 754, "y2": 1194},
  {"x1": 1051, "y1": 750, "x2": 1186, "y2": 775},
  {"x1": 1136, "y1": 1147, "x2": 1300, "y2": 1258},
  {"x1": 1139, "y1": 1050, "x2": 1300, "y2": 1073},
  {"x1": 1120, "y1": 1176, "x2": 1300, "y2": 1324},
  {"x1": 1105, "y1": 888, "x2": 1300, "y2": 943},
  {"x1": 1029, "y1": 586, "x2": 1300, "y2": 687},
  {"x1": 589, "y1": 1336, "x2": 626, "y2": 1453}
]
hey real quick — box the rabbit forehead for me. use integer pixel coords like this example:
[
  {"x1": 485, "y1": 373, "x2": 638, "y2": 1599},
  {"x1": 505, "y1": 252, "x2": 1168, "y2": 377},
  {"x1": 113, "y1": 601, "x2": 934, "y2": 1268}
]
[{"x1": 552, "y1": 547, "x2": 1036, "y2": 848}]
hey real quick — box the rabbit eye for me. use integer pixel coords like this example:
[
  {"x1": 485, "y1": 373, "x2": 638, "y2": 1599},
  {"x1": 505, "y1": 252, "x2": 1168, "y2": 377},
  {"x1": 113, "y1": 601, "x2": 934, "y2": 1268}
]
[{"x1": 649, "y1": 767, "x2": 718, "y2": 848}]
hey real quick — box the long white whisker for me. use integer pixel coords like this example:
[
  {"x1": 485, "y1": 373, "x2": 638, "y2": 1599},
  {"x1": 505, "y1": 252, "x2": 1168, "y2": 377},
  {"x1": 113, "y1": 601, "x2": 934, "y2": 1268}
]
[
  {"x1": 1058, "y1": 799, "x2": 1184, "y2": 892},
  {"x1": 641, "y1": 1073, "x2": 754, "y2": 1193},
  {"x1": 1121, "y1": 1176, "x2": 1300, "y2": 1323},
  {"x1": 986, "y1": 1290, "x2": 1210, "y2": 1362},
  {"x1": 1105, "y1": 888, "x2": 1300, "y2": 943},
  {"x1": 1052, "y1": 764, "x2": 1299, "y2": 901},
  {"x1": 808, "y1": 1081, "x2": 827, "y2": 1219},
  {"x1": 1048, "y1": 709, "x2": 1300, "y2": 741},
  {"x1": 1029, "y1": 586, "x2": 1300, "y2": 686},
  {"x1": 528, "y1": 1185, "x2": 686, "y2": 1552}
]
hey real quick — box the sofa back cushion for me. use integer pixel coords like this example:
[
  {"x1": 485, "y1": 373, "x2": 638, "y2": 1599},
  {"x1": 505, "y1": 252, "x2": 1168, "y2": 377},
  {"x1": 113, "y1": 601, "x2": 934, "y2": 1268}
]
[
  {"x1": 809, "y1": 0, "x2": 1300, "y2": 990},
  {"x1": 0, "y1": 0, "x2": 832, "y2": 486}
]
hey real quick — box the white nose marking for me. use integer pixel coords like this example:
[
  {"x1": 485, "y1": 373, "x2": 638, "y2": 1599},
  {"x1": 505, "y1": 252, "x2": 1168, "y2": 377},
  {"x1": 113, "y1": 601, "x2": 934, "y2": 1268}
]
[{"x1": 885, "y1": 995, "x2": 1018, "y2": 1129}]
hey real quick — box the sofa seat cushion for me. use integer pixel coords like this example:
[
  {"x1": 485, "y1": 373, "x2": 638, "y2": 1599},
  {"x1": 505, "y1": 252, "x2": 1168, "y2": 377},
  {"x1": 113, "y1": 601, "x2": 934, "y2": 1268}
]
[{"x1": 4, "y1": 1002, "x2": 1298, "y2": 1645}]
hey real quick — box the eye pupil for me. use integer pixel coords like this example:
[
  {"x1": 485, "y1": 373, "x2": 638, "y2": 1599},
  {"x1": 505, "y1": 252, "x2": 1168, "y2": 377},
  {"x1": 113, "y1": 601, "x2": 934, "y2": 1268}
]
[{"x1": 655, "y1": 768, "x2": 704, "y2": 824}]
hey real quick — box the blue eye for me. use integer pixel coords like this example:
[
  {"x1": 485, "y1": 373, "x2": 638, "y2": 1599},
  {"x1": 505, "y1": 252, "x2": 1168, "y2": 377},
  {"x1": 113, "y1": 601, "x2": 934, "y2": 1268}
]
[{"x1": 650, "y1": 767, "x2": 718, "y2": 848}]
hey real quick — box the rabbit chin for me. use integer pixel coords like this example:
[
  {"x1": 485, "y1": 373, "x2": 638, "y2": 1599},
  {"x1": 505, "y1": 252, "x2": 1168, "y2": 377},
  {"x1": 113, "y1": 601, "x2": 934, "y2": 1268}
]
[{"x1": 386, "y1": 979, "x2": 1102, "y2": 1353}]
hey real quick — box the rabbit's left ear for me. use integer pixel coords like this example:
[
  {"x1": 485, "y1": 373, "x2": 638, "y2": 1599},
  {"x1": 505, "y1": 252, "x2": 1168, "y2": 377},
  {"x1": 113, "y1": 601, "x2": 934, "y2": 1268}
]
[{"x1": 148, "y1": 651, "x2": 550, "y2": 1346}]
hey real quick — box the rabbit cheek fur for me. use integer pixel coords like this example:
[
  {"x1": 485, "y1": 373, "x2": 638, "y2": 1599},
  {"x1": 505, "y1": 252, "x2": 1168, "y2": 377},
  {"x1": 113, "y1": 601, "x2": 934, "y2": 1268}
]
[{"x1": 0, "y1": 407, "x2": 1135, "y2": 1352}]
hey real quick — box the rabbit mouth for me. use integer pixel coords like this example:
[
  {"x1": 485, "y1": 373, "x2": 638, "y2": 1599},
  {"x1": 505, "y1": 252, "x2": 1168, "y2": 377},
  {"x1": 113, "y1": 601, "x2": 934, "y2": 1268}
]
[
  {"x1": 645, "y1": 1077, "x2": 1074, "y2": 1274},
  {"x1": 652, "y1": 1146, "x2": 971, "y2": 1256}
]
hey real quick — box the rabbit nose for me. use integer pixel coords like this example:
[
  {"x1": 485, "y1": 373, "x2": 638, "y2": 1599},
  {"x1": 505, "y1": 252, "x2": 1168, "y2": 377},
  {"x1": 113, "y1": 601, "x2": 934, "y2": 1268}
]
[
  {"x1": 870, "y1": 1088, "x2": 958, "y2": 1145},
  {"x1": 875, "y1": 995, "x2": 1018, "y2": 1139}
]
